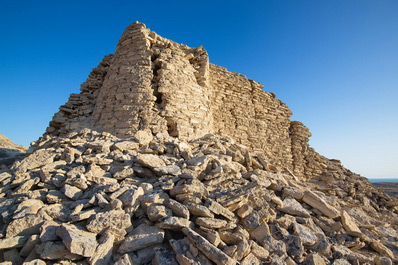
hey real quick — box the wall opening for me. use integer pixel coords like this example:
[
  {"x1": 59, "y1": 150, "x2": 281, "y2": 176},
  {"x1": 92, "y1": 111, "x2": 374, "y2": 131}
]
[{"x1": 151, "y1": 53, "x2": 163, "y2": 107}]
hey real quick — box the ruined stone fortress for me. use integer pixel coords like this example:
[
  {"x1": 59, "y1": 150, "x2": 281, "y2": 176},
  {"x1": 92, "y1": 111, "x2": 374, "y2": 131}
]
[
  {"x1": 2, "y1": 21, "x2": 397, "y2": 264},
  {"x1": 48, "y1": 22, "x2": 335, "y2": 180}
]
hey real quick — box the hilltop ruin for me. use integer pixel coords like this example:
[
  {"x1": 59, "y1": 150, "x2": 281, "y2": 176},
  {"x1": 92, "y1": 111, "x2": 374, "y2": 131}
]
[
  {"x1": 47, "y1": 22, "x2": 330, "y2": 180},
  {"x1": 0, "y1": 22, "x2": 397, "y2": 265}
]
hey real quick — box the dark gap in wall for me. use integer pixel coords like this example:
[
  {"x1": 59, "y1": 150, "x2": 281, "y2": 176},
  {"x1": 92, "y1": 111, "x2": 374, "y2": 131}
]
[
  {"x1": 167, "y1": 123, "x2": 178, "y2": 137},
  {"x1": 151, "y1": 53, "x2": 163, "y2": 107}
]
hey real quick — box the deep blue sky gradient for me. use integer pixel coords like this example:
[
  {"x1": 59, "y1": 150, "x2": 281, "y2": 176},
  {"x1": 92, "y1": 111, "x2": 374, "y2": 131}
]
[{"x1": 1, "y1": 0, "x2": 397, "y2": 179}]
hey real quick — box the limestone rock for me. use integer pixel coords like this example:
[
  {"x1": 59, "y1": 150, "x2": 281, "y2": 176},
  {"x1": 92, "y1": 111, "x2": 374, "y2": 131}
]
[
  {"x1": 374, "y1": 256, "x2": 393, "y2": 265},
  {"x1": 263, "y1": 236, "x2": 286, "y2": 256},
  {"x1": 370, "y1": 240, "x2": 394, "y2": 259},
  {"x1": 35, "y1": 241, "x2": 82, "y2": 260},
  {"x1": 153, "y1": 165, "x2": 181, "y2": 176},
  {"x1": 331, "y1": 259, "x2": 351, "y2": 265},
  {"x1": 13, "y1": 199, "x2": 44, "y2": 219},
  {"x1": 195, "y1": 217, "x2": 228, "y2": 229},
  {"x1": 16, "y1": 149, "x2": 54, "y2": 172},
  {"x1": 113, "y1": 140, "x2": 139, "y2": 152},
  {"x1": 166, "y1": 198, "x2": 190, "y2": 219},
  {"x1": 182, "y1": 228, "x2": 236, "y2": 265},
  {"x1": 219, "y1": 229, "x2": 247, "y2": 245},
  {"x1": 242, "y1": 211, "x2": 260, "y2": 229},
  {"x1": 152, "y1": 247, "x2": 177, "y2": 265},
  {"x1": 340, "y1": 210, "x2": 362, "y2": 237},
  {"x1": 293, "y1": 223, "x2": 318, "y2": 246},
  {"x1": 157, "y1": 216, "x2": 194, "y2": 230},
  {"x1": 19, "y1": 234, "x2": 40, "y2": 257},
  {"x1": 279, "y1": 197, "x2": 311, "y2": 217},
  {"x1": 235, "y1": 240, "x2": 251, "y2": 261},
  {"x1": 303, "y1": 191, "x2": 340, "y2": 219},
  {"x1": 147, "y1": 204, "x2": 172, "y2": 222},
  {"x1": 206, "y1": 199, "x2": 235, "y2": 220},
  {"x1": 3, "y1": 248, "x2": 23, "y2": 265},
  {"x1": 86, "y1": 210, "x2": 132, "y2": 234},
  {"x1": 23, "y1": 259, "x2": 47, "y2": 265},
  {"x1": 6, "y1": 210, "x2": 51, "y2": 237},
  {"x1": 0, "y1": 235, "x2": 30, "y2": 250},
  {"x1": 61, "y1": 184, "x2": 83, "y2": 200},
  {"x1": 284, "y1": 235, "x2": 304, "y2": 258},
  {"x1": 114, "y1": 254, "x2": 134, "y2": 265},
  {"x1": 241, "y1": 253, "x2": 260, "y2": 265},
  {"x1": 40, "y1": 220, "x2": 61, "y2": 242},
  {"x1": 332, "y1": 245, "x2": 371, "y2": 263},
  {"x1": 250, "y1": 221, "x2": 271, "y2": 243},
  {"x1": 250, "y1": 240, "x2": 269, "y2": 260},
  {"x1": 136, "y1": 154, "x2": 166, "y2": 168},
  {"x1": 118, "y1": 223, "x2": 165, "y2": 253},
  {"x1": 88, "y1": 232, "x2": 114, "y2": 265},
  {"x1": 186, "y1": 203, "x2": 214, "y2": 218},
  {"x1": 134, "y1": 130, "x2": 153, "y2": 146},
  {"x1": 305, "y1": 253, "x2": 327, "y2": 265},
  {"x1": 119, "y1": 187, "x2": 144, "y2": 207},
  {"x1": 237, "y1": 204, "x2": 252, "y2": 219},
  {"x1": 56, "y1": 223, "x2": 98, "y2": 257}
]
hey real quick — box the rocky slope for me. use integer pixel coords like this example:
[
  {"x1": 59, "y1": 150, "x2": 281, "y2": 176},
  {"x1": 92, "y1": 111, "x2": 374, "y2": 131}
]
[
  {"x1": 0, "y1": 129, "x2": 396, "y2": 265},
  {"x1": 0, "y1": 134, "x2": 27, "y2": 167}
]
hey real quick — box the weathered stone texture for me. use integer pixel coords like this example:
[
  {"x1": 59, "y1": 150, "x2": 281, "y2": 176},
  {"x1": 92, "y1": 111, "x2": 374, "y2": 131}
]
[
  {"x1": 44, "y1": 22, "x2": 312, "y2": 175},
  {"x1": 209, "y1": 64, "x2": 293, "y2": 169},
  {"x1": 2, "y1": 20, "x2": 396, "y2": 265}
]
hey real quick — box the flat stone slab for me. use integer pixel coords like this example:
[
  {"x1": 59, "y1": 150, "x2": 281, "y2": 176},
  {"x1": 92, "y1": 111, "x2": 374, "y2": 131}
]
[
  {"x1": 136, "y1": 154, "x2": 166, "y2": 168},
  {"x1": 86, "y1": 210, "x2": 132, "y2": 234},
  {"x1": 56, "y1": 223, "x2": 98, "y2": 257},
  {"x1": 182, "y1": 228, "x2": 236, "y2": 265},
  {"x1": 118, "y1": 223, "x2": 165, "y2": 253},
  {"x1": 303, "y1": 191, "x2": 340, "y2": 219},
  {"x1": 0, "y1": 235, "x2": 30, "y2": 250},
  {"x1": 279, "y1": 197, "x2": 311, "y2": 217}
]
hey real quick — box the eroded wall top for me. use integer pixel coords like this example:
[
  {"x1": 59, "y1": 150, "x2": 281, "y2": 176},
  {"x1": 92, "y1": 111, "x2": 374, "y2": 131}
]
[{"x1": 46, "y1": 21, "x2": 329, "y2": 178}]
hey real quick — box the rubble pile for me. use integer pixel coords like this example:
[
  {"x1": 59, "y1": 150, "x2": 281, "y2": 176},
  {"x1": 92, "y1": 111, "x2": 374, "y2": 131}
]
[{"x1": 0, "y1": 129, "x2": 397, "y2": 265}]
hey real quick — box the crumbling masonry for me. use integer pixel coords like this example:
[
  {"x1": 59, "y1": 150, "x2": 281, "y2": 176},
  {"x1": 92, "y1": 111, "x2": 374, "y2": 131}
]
[{"x1": 48, "y1": 22, "x2": 333, "y2": 180}]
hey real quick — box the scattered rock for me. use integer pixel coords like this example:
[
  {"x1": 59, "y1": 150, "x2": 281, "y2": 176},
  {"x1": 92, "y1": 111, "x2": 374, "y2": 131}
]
[
  {"x1": 279, "y1": 197, "x2": 311, "y2": 217},
  {"x1": 340, "y1": 210, "x2": 362, "y2": 237},
  {"x1": 118, "y1": 223, "x2": 165, "y2": 253},
  {"x1": 182, "y1": 228, "x2": 236, "y2": 265},
  {"x1": 303, "y1": 191, "x2": 340, "y2": 219},
  {"x1": 0, "y1": 21, "x2": 396, "y2": 264},
  {"x1": 0, "y1": 235, "x2": 30, "y2": 250},
  {"x1": 89, "y1": 231, "x2": 114, "y2": 265},
  {"x1": 56, "y1": 223, "x2": 98, "y2": 257},
  {"x1": 136, "y1": 154, "x2": 166, "y2": 168},
  {"x1": 86, "y1": 210, "x2": 131, "y2": 234}
]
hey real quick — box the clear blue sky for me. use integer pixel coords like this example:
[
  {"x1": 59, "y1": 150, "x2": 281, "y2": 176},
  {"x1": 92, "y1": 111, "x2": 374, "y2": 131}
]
[{"x1": 1, "y1": 0, "x2": 397, "y2": 179}]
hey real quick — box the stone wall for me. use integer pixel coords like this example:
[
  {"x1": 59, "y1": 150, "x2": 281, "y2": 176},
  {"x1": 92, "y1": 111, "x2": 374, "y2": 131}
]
[
  {"x1": 289, "y1": 121, "x2": 332, "y2": 179},
  {"x1": 209, "y1": 64, "x2": 293, "y2": 169},
  {"x1": 48, "y1": 22, "x2": 214, "y2": 141},
  {"x1": 46, "y1": 21, "x2": 332, "y2": 179},
  {"x1": 48, "y1": 54, "x2": 113, "y2": 135}
]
